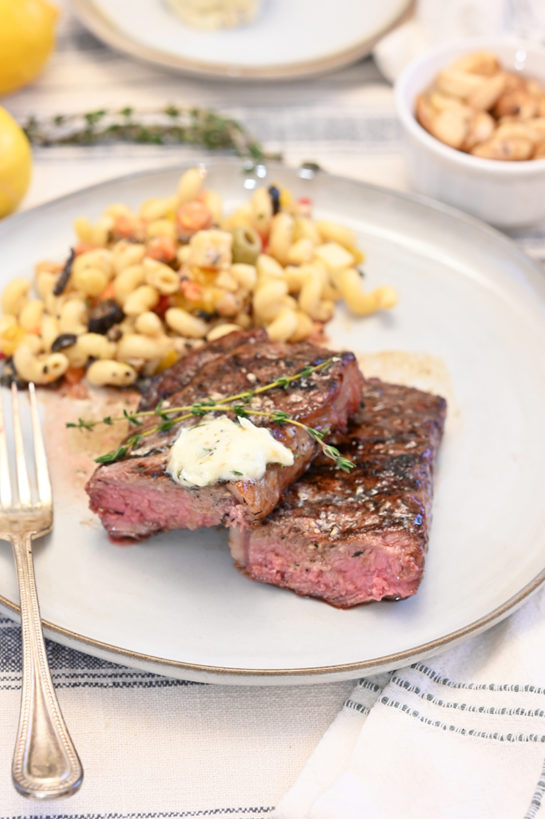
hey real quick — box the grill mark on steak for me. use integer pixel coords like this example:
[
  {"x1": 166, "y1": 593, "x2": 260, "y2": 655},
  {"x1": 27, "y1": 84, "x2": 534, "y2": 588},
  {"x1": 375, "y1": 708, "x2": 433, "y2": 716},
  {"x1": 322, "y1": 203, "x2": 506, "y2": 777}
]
[
  {"x1": 228, "y1": 378, "x2": 446, "y2": 608},
  {"x1": 138, "y1": 328, "x2": 267, "y2": 412},
  {"x1": 85, "y1": 330, "x2": 364, "y2": 541}
]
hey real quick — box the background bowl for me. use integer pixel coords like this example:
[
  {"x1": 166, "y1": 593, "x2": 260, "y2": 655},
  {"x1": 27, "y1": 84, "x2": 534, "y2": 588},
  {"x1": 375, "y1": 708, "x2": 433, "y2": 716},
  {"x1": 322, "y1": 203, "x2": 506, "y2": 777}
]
[{"x1": 394, "y1": 37, "x2": 545, "y2": 228}]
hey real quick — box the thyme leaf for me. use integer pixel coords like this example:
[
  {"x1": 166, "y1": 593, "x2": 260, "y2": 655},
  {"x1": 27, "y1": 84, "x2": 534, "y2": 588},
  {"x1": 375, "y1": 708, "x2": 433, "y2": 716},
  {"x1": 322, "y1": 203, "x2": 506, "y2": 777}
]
[
  {"x1": 66, "y1": 416, "x2": 94, "y2": 431},
  {"x1": 271, "y1": 410, "x2": 290, "y2": 424},
  {"x1": 123, "y1": 409, "x2": 143, "y2": 425}
]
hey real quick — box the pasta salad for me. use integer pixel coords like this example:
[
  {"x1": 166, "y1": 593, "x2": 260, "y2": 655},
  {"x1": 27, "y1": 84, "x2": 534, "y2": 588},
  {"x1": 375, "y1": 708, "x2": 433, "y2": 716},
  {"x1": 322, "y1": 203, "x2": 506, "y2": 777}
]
[{"x1": 0, "y1": 166, "x2": 397, "y2": 389}]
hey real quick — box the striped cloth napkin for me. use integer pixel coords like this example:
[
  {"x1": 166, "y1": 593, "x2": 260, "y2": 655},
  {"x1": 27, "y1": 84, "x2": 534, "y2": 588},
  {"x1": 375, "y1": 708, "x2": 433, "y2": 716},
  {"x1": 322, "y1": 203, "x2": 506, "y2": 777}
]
[{"x1": 275, "y1": 588, "x2": 545, "y2": 818}]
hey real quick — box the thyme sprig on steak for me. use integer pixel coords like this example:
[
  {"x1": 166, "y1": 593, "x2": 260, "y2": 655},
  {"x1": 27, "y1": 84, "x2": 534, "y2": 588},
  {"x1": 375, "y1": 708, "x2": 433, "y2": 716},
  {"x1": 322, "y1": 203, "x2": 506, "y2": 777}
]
[{"x1": 68, "y1": 357, "x2": 355, "y2": 473}]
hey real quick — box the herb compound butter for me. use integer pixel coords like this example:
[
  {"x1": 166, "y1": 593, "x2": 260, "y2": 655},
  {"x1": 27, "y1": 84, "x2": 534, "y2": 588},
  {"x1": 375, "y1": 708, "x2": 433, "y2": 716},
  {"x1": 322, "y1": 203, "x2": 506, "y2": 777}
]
[{"x1": 166, "y1": 415, "x2": 294, "y2": 488}]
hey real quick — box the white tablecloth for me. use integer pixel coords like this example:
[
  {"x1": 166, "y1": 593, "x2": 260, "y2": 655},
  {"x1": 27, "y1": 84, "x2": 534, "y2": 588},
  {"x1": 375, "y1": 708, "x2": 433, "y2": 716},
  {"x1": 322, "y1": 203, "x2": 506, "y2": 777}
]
[{"x1": 1, "y1": 3, "x2": 545, "y2": 817}]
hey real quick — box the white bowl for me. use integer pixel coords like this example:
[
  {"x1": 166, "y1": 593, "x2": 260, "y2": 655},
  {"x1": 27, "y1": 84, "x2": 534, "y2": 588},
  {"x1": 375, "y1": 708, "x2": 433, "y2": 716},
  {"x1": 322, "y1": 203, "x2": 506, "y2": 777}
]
[{"x1": 394, "y1": 37, "x2": 545, "y2": 227}]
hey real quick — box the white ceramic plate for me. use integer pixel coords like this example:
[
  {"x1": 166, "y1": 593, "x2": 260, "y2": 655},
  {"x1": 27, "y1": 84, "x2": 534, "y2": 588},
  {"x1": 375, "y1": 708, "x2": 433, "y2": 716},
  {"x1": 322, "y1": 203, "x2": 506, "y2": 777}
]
[
  {"x1": 1, "y1": 160, "x2": 545, "y2": 685},
  {"x1": 69, "y1": 0, "x2": 412, "y2": 80}
]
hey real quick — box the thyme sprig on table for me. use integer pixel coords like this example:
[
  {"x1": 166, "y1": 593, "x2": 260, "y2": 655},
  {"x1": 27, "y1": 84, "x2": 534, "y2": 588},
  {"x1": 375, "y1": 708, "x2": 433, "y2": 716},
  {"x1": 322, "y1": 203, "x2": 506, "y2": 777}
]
[
  {"x1": 21, "y1": 105, "x2": 275, "y2": 160},
  {"x1": 67, "y1": 358, "x2": 355, "y2": 473}
]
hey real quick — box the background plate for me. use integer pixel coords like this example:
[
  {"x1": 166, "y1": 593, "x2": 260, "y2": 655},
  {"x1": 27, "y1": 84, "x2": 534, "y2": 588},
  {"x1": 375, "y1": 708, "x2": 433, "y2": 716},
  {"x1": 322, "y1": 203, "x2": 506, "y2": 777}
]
[
  {"x1": 1, "y1": 160, "x2": 545, "y2": 684},
  {"x1": 69, "y1": 0, "x2": 412, "y2": 80}
]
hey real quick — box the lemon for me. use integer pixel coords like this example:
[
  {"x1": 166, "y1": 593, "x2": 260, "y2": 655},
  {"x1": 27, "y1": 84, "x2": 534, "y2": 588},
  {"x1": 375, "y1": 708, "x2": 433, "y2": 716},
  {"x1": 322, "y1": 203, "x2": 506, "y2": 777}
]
[
  {"x1": 0, "y1": 107, "x2": 32, "y2": 218},
  {"x1": 0, "y1": 0, "x2": 58, "y2": 96}
]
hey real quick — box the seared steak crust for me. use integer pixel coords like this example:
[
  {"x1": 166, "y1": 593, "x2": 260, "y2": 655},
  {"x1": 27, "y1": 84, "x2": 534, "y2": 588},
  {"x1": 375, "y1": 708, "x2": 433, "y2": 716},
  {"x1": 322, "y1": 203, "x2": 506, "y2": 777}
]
[
  {"x1": 137, "y1": 328, "x2": 268, "y2": 412},
  {"x1": 229, "y1": 379, "x2": 446, "y2": 607},
  {"x1": 86, "y1": 330, "x2": 364, "y2": 541}
]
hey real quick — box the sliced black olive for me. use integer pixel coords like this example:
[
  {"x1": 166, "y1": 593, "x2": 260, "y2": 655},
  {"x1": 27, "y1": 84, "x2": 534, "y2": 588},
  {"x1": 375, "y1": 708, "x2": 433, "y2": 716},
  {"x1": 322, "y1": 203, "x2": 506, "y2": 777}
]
[
  {"x1": 0, "y1": 359, "x2": 25, "y2": 389},
  {"x1": 231, "y1": 226, "x2": 261, "y2": 264},
  {"x1": 88, "y1": 299, "x2": 124, "y2": 335},
  {"x1": 196, "y1": 309, "x2": 216, "y2": 321},
  {"x1": 51, "y1": 333, "x2": 78, "y2": 352},
  {"x1": 268, "y1": 185, "x2": 281, "y2": 215},
  {"x1": 53, "y1": 248, "x2": 75, "y2": 296}
]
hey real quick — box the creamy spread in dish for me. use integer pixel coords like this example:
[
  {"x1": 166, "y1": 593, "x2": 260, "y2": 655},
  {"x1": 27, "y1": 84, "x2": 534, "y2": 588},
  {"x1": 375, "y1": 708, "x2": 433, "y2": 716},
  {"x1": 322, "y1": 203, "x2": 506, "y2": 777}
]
[
  {"x1": 166, "y1": 415, "x2": 294, "y2": 488},
  {"x1": 164, "y1": 0, "x2": 259, "y2": 29}
]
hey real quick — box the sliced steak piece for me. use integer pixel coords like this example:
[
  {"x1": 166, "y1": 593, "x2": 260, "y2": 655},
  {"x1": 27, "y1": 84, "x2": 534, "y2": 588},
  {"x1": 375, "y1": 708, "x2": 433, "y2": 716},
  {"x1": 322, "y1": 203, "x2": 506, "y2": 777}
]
[
  {"x1": 137, "y1": 328, "x2": 267, "y2": 412},
  {"x1": 229, "y1": 379, "x2": 446, "y2": 607},
  {"x1": 86, "y1": 331, "x2": 364, "y2": 541}
]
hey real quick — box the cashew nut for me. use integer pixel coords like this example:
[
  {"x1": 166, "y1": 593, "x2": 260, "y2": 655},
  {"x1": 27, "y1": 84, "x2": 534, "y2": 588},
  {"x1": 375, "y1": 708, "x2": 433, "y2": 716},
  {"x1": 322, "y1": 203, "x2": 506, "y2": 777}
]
[
  {"x1": 493, "y1": 90, "x2": 538, "y2": 120},
  {"x1": 463, "y1": 111, "x2": 496, "y2": 151},
  {"x1": 471, "y1": 136, "x2": 534, "y2": 161},
  {"x1": 416, "y1": 51, "x2": 545, "y2": 161},
  {"x1": 450, "y1": 51, "x2": 500, "y2": 77},
  {"x1": 429, "y1": 107, "x2": 472, "y2": 149}
]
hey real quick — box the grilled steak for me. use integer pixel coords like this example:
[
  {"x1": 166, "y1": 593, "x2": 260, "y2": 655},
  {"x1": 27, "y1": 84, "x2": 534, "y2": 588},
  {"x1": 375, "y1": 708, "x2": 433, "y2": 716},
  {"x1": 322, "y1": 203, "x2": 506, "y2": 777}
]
[
  {"x1": 229, "y1": 379, "x2": 446, "y2": 607},
  {"x1": 86, "y1": 330, "x2": 364, "y2": 541},
  {"x1": 137, "y1": 328, "x2": 264, "y2": 412}
]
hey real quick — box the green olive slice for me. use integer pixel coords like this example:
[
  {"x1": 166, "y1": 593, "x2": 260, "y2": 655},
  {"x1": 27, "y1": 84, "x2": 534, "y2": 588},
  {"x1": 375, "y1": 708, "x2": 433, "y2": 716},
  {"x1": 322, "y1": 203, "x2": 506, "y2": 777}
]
[{"x1": 231, "y1": 226, "x2": 261, "y2": 264}]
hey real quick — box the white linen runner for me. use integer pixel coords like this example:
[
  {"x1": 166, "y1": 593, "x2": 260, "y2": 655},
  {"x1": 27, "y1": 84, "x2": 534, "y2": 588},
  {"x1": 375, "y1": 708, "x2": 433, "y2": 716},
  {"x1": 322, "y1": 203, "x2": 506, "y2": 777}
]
[{"x1": 1, "y1": 3, "x2": 545, "y2": 816}]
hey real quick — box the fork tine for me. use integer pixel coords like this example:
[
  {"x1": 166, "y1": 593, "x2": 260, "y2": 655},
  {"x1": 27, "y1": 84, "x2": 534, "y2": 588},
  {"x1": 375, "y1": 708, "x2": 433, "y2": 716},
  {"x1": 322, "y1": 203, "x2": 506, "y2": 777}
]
[
  {"x1": 0, "y1": 389, "x2": 12, "y2": 507},
  {"x1": 11, "y1": 383, "x2": 31, "y2": 507},
  {"x1": 28, "y1": 382, "x2": 51, "y2": 507}
]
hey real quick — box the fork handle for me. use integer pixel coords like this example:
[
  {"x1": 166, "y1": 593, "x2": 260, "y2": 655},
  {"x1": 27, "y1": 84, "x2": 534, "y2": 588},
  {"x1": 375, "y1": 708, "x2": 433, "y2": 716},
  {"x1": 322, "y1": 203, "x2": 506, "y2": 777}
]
[{"x1": 11, "y1": 532, "x2": 83, "y2": 799}]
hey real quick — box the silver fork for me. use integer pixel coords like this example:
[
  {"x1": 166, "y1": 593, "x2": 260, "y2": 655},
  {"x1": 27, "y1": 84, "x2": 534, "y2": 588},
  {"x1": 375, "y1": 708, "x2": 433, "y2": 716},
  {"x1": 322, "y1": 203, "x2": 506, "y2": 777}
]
[{"x1": 0, "y1": 383, "x2": 83, "y2": 799}]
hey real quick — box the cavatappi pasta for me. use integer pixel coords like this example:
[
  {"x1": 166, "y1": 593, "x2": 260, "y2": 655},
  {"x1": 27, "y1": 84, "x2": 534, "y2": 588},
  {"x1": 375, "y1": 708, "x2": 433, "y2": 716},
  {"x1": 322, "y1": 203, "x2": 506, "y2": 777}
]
[{"x1": 0, "y1": 167, "x2": 397, "y2": 388}]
